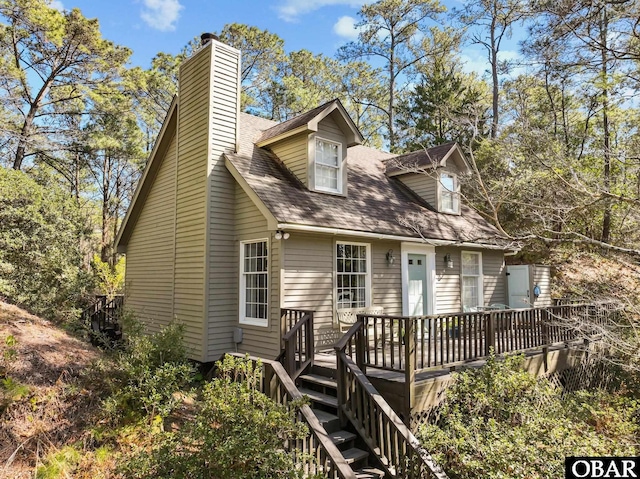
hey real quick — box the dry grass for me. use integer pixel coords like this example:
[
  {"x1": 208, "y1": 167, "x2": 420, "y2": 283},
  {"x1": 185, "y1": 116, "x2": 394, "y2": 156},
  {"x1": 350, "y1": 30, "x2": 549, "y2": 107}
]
[
  {"x1": 0, "y1": 301, "x2": 102, "y2": 479},
  {"x1": 552, "y1": 251, "x2": 640, "y2": 305}
]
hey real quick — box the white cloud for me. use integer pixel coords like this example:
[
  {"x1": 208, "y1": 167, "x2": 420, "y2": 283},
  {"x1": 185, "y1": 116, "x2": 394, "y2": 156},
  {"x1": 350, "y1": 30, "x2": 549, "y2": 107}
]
[
  {"x1": 277, "y1": 0, "x2": 368, "y2": 22},
  {"x1": 140, "y1": 0, "x2": 183, "y2": 32},
  {"x1": 49, "y1": 0, "x2": 64, "y2": 11},
  {"x1": 333, "y1": 15, "x2": 359, "y2": 39}
]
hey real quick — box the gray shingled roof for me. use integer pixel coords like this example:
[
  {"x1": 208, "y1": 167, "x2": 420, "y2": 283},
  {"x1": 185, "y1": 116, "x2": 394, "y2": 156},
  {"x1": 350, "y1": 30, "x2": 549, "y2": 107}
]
[
  {"x1": 256, "y1": 99, "x2": 338, "y2": 145},
  {"x1": 384, "y1": 142, "x2": 458, "y2": 175},
  {"x1": 226, "y1": 113, "x2": 506, "y2": 246}
]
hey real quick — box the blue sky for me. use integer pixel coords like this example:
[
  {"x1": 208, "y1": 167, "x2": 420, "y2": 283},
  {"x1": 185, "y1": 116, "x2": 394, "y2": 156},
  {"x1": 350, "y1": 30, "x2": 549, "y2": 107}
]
[{"x1": 50, "y1": 0, "x2": 524, "y2": 77}]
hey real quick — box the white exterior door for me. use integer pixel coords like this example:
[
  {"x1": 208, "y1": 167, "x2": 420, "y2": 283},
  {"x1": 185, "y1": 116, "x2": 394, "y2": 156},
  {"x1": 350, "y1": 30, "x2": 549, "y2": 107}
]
[
  {"x1": 408, "y1": 254, "x2": 427, "y2": 316},
  {"x1": 507, "y1": 265, "x2": 530, "y2": 308},
  {"x1": 401, "y1": 243, "x2": 436, "y2": 316}
]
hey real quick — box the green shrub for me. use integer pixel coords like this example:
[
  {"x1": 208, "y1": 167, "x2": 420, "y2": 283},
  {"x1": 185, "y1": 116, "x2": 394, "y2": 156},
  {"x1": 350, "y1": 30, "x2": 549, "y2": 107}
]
[
  {"x1": 418, "y1": 354, "x2": 640, "y2": 479},
  {"x1": 99, "y1": 319, "x2": 196, "y2": 425},
  {"x1": 119, "y1": 355, "x2": 309, "y2": 479},
  {"x1": 0, "y1": 167, "x2": 92, "y2": 320}
]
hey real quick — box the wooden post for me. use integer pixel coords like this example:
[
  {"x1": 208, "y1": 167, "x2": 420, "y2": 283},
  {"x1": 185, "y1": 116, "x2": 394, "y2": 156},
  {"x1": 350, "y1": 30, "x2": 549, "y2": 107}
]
[
  {"x1": 404, "y1": 318, "x2": 416, "y2": 426},
  {"x1": 485, "y1": 312, "x2": 495, "y2": 356},
  {"x1": 285, "y1": 336, "x2": 295, "y2": 376},
  {"x1": 355, "y1": 319, "x2": 366, "y2": 374},
  {"x1": 306, "y1": 312, "x2": 315, "y2": 368},
  {"x1": 334, "y1": 349, "x2": 348, "y2": 427},
  {"x1": 264, "y1": 362, "x2": 277, "y2": 401}
]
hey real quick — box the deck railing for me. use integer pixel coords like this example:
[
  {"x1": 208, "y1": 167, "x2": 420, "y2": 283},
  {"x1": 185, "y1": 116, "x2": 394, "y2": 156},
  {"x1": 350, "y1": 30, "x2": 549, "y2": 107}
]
[
  {"x1": 229, "y1": 353, "x2": 356, "y2": 479},
  {"x1": 81, "y1": 295, "x2": 123, "y2": 335},
  {"x1": 355, "y1": 303, "x2": 616, "y2": 422},
  {"x1": 335, "y1": 323, "x2": 448, "y2": 479},
  {"x1": 281, "y1": 309, "x2": 315, "y2": 380}
]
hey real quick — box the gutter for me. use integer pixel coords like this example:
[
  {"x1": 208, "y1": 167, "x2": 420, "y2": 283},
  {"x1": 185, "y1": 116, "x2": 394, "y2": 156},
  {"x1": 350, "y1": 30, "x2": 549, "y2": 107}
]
[{"x1": 276, "y1": 223, "x2": 517, "y2": 252}]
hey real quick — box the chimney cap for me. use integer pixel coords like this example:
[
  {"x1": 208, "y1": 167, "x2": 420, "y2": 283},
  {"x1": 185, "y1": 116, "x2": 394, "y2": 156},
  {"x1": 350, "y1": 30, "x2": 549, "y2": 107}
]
[{"x1": 201, "y1": 32, "x2": 219, "y2": 46}]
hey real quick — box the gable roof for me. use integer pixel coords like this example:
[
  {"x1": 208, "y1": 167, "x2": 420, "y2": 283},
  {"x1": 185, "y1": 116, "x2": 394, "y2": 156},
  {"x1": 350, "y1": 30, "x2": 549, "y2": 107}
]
[
  {"x1": 385, "y1": 142, "x2": 472, "y2": 176},
  {"x1": 226, "y1": 113, "x2": 507, "y2": 247},
  {"x1": 255, "y1": 98, "x2": 364, "y2": 148}
]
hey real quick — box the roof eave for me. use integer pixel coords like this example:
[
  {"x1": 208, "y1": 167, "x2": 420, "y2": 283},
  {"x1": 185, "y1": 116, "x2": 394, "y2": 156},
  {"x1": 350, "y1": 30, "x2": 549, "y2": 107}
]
[{"x1": 275, "y1": 222, "x2": 516, "y2": 252}]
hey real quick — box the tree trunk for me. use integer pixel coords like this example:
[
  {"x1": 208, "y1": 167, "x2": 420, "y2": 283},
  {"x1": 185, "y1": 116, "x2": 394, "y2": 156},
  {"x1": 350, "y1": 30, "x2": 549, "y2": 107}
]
[
  {"x1": 12, "y1": 111, "x2": 35, "y2": 170},
  {"x1": 600, "y1": 6, "x2": 612, "y2": 245},
  {"x1": 490, "y1": 15, "x2": 499, "y2": 139}
]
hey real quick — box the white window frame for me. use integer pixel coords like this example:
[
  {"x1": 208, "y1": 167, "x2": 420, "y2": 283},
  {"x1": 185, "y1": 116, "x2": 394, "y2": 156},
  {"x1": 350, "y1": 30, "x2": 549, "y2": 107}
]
[
  {"x1": 239, "y1": 238, "x2": 269, "y2": 327},
  {"x1": 335, "y1": 241, "x2": 372, "y2": 313},
  {"x1": 438, "y1": 172, "x2": 460, "y2": 214},
  {"x1": 314, "y1": 137, "x2": 343, "y2": 194},
  {"x1": 461, "y1": 251, "x2": 483, "y2": 311}
]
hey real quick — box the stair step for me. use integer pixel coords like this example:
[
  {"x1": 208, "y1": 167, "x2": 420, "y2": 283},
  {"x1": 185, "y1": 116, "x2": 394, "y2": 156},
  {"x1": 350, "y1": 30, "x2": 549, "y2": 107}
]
[
  {"x1": 299, "y1": 387, "x2": 338, "y2": 408},
  {"x1": 312, "y1": 409, "x2": 340, "y2": 433},
  {"x1": 327, "y1": 429, "x2": 356, "y2": 445},
  {"x1": 355, "y1": 467, "x2": 386, "y2": 478},
  {"x1": 299, "y1": 373, "x2": 338, "y2": 389},
  {"x1": 342, "y1": 447, "x2": 369, "y2": 465}
]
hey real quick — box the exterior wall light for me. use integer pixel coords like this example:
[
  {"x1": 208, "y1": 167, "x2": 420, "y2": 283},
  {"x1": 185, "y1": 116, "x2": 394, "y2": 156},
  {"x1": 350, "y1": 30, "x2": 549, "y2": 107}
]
[
  {"x1": 274, "y1": 230, "x2": 290, "y2": 240},
  {"x1": 444, "y1": 253, "x2": 454, "y2": 269},
  {"x1": 386, "y1": 249, "x2": 395, "y2": 265}
]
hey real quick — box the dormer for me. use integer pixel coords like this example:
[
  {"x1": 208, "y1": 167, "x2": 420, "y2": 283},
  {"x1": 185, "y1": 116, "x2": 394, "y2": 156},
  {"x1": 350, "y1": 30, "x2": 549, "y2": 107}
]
[
  {"x1": 255, "y1": 99, "x2": 363, "y2": 196},
  {"x1": 385, "y1": 143, "x2": 471, "y2": 215}
]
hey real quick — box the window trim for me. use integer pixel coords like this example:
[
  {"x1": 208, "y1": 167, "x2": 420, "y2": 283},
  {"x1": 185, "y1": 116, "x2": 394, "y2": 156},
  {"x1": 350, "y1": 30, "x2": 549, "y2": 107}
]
[
  {"x1": 334, "y1": 241, "x2": 372, "y2": 319},
  {"x1": 461, "y1": 250, "x2": 483, "y2": 311},
  {"x1": 239, "y1": 238, "x2": 269, "y2": 327},
  {"x1": 438, "y1": 172, "x2": 460, "y2": 214},
  {"x1": 314, "y1": 136, "x2": 343, "y2": 194}
]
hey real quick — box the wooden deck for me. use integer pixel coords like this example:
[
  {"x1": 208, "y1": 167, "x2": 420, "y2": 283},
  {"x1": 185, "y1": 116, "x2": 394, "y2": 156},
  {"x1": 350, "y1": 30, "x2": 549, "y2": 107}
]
[{"x1": 308, "y1": 302, "x2": 618, "y2": 426}]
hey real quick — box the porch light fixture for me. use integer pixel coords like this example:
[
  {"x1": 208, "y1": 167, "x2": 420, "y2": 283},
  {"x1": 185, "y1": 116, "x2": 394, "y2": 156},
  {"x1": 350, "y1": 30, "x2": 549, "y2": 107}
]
[
  {"x1": 386, "y1": 249, "x2": 395, "y2": 265},
  {"x1": 274, "y1": 230, "x2": 290, "y2": 240},
  {"x1": 444, "y1": 253, "x2": 454, "y2": 269}
]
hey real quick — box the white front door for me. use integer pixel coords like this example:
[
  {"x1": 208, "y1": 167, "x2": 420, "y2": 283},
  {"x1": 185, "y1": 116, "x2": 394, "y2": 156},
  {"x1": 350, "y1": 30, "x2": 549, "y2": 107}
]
[
  {"x1": 408, "y1": 254, "x2": 427, "y2": 316},
  {"x1": 507, "y1": 265, "x2": 530, "y2": 308},
  {"x1": 401, "y1": 243, "x2": 436, "y2": 316}
]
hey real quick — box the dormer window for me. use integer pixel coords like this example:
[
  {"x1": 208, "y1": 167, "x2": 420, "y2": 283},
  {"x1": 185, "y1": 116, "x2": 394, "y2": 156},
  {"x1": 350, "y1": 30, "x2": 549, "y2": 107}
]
[
  {"x1": 439, "y1": 172, "x2": 460, "y2": 214},
  {"x1": 315, "y1": 137, "x2": 342, "y2": 194}
]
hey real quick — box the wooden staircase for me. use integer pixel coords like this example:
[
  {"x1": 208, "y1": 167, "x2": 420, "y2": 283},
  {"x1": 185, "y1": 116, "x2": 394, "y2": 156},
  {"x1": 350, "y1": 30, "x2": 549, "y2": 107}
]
[
  {"x1": 298, "y1": 370, "x2": 385, "y2": 479},
  {"x1": 80, "y1": 295, "x2": 123, "y2": 346}
]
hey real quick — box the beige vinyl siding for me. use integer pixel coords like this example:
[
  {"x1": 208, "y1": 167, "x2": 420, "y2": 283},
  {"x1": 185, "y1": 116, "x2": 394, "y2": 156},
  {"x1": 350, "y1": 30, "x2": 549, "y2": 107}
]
[
  {"x1": 397, "y1": 162, "x2": 463, "y2": 211},
  {"x1": 283, "y1": 234, "x2": 404, "y2": 349},
  {"x1": 372, "y1": 241, "x2": 402, "y2": 315},
  {"x1": 482, "y1": 250, "x2": 507, "y2": 305},
  {"x1": 313, "y1": 114, "x2": 348, "y2": 195},
  {"x1": 234, "y1": 184, "x2": 280, "y2": 359},
  {"x1": 270, "y1": 133, "x2": 309, "y2": 186},
  {"x1": 126, "y1": 133, "x2": 177, "y2": 330},
  {"x1": 434, "y1": 246, "x2": 461, "y2": 314},
  {"x1": 435, "y1": 247, "x2": 506, "y2": 313},
  {"x1": 397, "y1": 174, "x2": 437, "y2": 208},
  {"x1": 205, "y1": 43, "x2": 242, "y2": 361},
  {"x1": 531, "y1": 265, "x2": 552, "y2": 307},
  {"x1": 174, "y1": 46, "x2": 211, "y2": 360}
]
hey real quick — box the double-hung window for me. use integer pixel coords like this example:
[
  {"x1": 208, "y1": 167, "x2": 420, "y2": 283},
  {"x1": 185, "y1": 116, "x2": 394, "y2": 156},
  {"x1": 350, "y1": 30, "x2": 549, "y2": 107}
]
[
  {"x1": 239, "y1": 239, "x2": 268, "y2": 326},
  {"x1": 315, "y1": 138, "x2": 342, "y2": 193},
  {"x1": 336, "y1": 242, "x2": 370, "y2": 309},
  {"x1": 439, "y1": 173, "x2": 459, "y2": 214},
  {"x1": 461, "y1": 251, "x2": 483, "y2": 311}
]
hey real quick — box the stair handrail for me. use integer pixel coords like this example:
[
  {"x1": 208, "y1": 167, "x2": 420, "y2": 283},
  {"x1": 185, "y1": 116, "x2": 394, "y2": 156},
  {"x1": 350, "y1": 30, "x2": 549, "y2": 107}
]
[
  {"x1": 280, "y1": 309, "x2": 314, "y2": 380},
  {"x1": 229, "y1": 353, "x2": 356, "y2": 479},
  {"x1": 335, "y1": 322, "x2": 449, "y2": 479}
]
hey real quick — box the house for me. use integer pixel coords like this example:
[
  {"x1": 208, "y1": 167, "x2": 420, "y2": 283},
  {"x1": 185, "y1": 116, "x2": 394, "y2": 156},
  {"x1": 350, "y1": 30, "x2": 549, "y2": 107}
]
[{"x1": 115, "y1": 35, "x2": 513, "y2": 364}]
